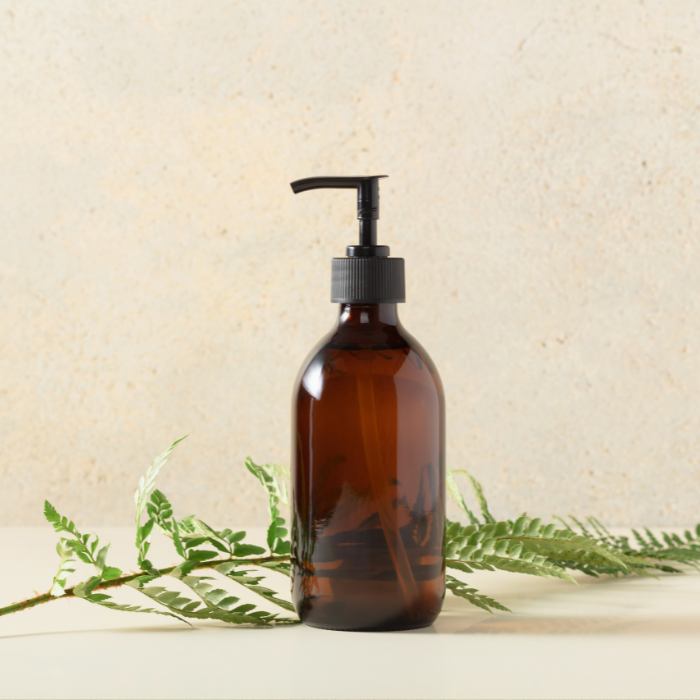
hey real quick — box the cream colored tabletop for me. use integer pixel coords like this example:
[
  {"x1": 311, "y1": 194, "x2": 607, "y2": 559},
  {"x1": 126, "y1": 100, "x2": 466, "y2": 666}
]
[{"x1": 1, "y1": 527, "x2": 699, "y2": 700}]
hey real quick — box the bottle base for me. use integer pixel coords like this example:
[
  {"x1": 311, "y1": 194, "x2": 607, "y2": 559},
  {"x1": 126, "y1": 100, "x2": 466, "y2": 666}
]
[{"x1": 301, "y1": 617, "x2": 437, "y2": 632}]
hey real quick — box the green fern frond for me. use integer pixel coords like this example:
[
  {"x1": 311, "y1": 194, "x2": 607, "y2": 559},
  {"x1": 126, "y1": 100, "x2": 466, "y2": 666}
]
[
  {"x1": 44, "y1": 500, "x2": 122, "y2": 585},
  {"x1": 552, "y1": 515, "x2": 700, "y2": 574},
  {"x1": 245, "y1": 457, "x2": 291, "y2": 555},
  {"x1": 445, "y1": 516, "x2": 631, "y2": 580},
  {"x1": 446, "y1": 465, "x2": 479, "y2": 524},
  {"x1": 43, "y1": 501, "x2": 83, "y2": 540},
  {"x1": 258, "y1": 561, "x2": 292, "y2": 577},
  {"x1": 448, "y1": 468, "x2": 495, "y2": 524},
  {"x1": 128, "y1": 573, "x2": 297, "y2": 626},
  {"x1": 215, "y1": 562, "x2": 296, "y2": 612},
  {"x1": 74, "y1": 575, "x2": 189, "y2": 624},
  {"x1": 451, "y1": 469, "x2": 496, "y2": 523},
  {"x1": 134, "y1": 437, "x2": 187, "y2": 570},
  {"x1": 9, "y1": 445, "x2": 700, "y2": 631},
  {"x1": 446, "y1": 520, "x2": 575, "y2": 582},
  {"x1": 445, "y1": 575, "x2": 510, "y2": 613},
  {"x1": 448, "y1": 552, "x2": 575, "y2": 582},
  {"x1": 49, "y1": 539, "x2": 79, "y2": 597}
]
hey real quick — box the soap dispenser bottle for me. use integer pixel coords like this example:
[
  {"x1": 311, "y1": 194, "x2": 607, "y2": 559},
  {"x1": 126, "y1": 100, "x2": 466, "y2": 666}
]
[{"x1": 290, "y1": 176, "x2": 445, "y2": 631}]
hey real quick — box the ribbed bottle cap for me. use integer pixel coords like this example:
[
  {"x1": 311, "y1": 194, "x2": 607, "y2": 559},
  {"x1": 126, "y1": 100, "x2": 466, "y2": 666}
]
[{"x1": 331, "y1": 257, "x2": 405, "y2": 303}]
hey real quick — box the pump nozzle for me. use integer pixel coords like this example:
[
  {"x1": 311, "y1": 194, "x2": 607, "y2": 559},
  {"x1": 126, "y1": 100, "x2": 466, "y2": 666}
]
[
  {"x1": 290, "y1": 175, "x2": 389, "y2": 256},
  {"x1": 290, "y1": 174, "x2": 404, "y2": 303}
]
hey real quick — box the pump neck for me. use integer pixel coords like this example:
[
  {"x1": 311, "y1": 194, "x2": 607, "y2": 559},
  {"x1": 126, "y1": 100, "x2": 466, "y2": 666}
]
[{"x1": 338, "y1": 303, "x2": 399, "y2": 328}]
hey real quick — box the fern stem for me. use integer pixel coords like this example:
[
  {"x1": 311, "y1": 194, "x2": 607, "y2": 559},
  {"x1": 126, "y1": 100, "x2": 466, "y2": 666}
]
[{"x1": 0, "y1": 554, "x2": 290, "y2": 619}]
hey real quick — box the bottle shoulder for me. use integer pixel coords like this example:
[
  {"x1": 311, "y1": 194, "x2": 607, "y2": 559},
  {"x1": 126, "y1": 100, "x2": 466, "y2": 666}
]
[{"x1": 293, "y1": 322, "x2": 443, "y2": 401}]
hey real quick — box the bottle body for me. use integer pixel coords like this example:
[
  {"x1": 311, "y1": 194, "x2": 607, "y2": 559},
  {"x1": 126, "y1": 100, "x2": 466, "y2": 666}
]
[{"x1": 291, "y1": 303, "x2": 445, "y2": 631}]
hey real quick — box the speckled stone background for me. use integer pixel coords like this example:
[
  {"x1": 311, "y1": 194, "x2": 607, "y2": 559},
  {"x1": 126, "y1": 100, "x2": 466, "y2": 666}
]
[{"x1": 1, "y1": 1, "x2": 699, "y2": 526}]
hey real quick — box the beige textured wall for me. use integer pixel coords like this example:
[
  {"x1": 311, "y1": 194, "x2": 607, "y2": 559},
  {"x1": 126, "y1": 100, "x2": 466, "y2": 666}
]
[{"x1": 1, "y1": 1, "x2": 699, "y2": 527}]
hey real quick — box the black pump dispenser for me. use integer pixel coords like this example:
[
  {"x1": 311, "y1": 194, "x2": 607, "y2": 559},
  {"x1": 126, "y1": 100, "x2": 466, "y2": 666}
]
[{"x1": 290, "y1": 175, "x2": 405, "y2": 303}]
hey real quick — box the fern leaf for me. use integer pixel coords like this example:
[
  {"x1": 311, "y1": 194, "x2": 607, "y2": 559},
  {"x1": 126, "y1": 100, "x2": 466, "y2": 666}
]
[
  {"x1": 445, "y1": 575, "x2": 510, "y2": 613},
  {"x1": 245, "y1": 457, "x2": 291, "y2": 555},
  {"x1": 43, "y1": 501, "x2": 83, "y2": 540},
  {"x1": 134, "y1": 437, "x2": 187, "y2": 567},
  {"x1": 259, "y1": 561, "x2": 292, "y2": 577},
  {"x1": 512, "y1": 535, "x2": 628, "y2": 570},
  {"x1": 487, "y1": 518, "x2": 629, "y2": 571},
  {"x1": 647, "y1": 546, "x2": 700, "y2": 570},
  {"x1": 130, "y1": 570, "x2": 298, "y2": 626},
  {"x1": 44, "y1": 502, "x2": 120, "y2": 578},
  {"x1": 215, "y1": 562, "x2": 296, "y2": 612},
  {"x1": 446, "y1": 465, "x2": 479, "y2": 524},
  {"x1": 451, "y1": 469, "x2": 495, "y2": 523},
  {"x1": 447, "y1": 518, "x2": 630, "y2": 579},
  {"x1": 147, "y1": 489, "x2": 175, "y2": 537},
  {"x1": 451, "y1": 554, "x2": 575, "y2": 582},
  {"x1": 173, "y1": 520, "x2": 229, "y2": 557},
  {"x1": 73, "y1": 576, "x2": 189, "y2": 624},
  {"x1": 49, "y1": 540, "x2": 79, "y2": 597},
  {"x1": 448, "y1": 531, "x2": 576, "y2": 582},
  {"x1": 554, "y1": 514, "x2": 700, "y2": 574}
]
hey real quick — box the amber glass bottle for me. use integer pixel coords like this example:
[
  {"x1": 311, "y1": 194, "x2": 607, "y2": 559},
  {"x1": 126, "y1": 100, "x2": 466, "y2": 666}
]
[
  {"x1": 289, "y1": 175, "x2": 445, "y2": 631},
  {"x1": 291, "y1": 302, "x2": 445, "y2": 630}
]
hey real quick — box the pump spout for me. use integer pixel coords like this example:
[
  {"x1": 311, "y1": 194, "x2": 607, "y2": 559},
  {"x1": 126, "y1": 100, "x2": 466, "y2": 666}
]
[{"x1": 290, "y1": 175, "x2": 389, "y2": 257}]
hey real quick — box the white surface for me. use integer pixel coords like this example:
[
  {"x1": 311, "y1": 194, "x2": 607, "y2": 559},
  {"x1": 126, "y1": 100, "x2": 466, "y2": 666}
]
[
  {"x1": 3, "y1": 2, "x2": 700, "y2": 528},
  {"x1": 1, "y1": 527, "x2": 699, "y2": 699}
]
